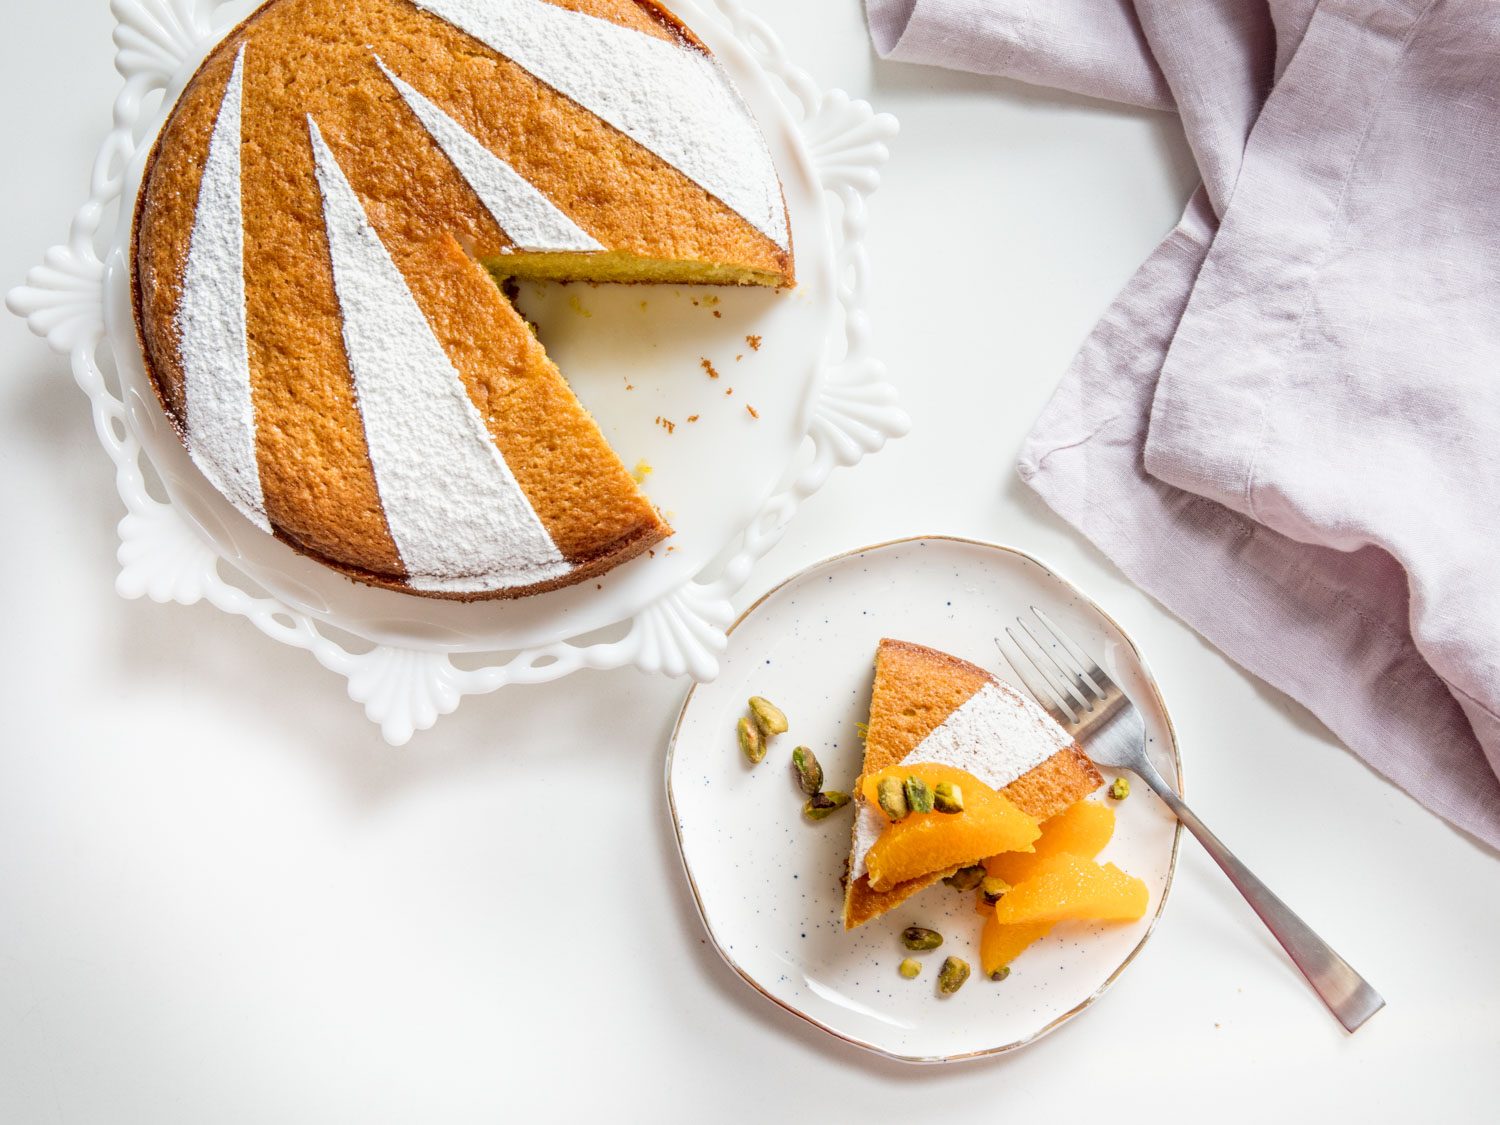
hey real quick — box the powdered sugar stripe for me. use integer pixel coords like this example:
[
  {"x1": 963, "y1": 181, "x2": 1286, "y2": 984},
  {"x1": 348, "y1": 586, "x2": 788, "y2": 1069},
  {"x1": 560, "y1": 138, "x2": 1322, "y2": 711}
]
[
  {"x1": 307, "y1": 118, "x2": 572, "y2": 594},
  {"x1": 178, "y1": 47, "x2": 270, "y2": 533},
  {"x1": 903, "y1": 681, "x2": 1071, "y2": 785},
  {"x1": 851, "y1": 680, "x2": 1073, "y2": 880},
  {"x1": 413, "y1": 0, "x2": 790, "y2": 251},
  {"x1": 375, "y1": 57, "x2": 603, "y2": 253}
]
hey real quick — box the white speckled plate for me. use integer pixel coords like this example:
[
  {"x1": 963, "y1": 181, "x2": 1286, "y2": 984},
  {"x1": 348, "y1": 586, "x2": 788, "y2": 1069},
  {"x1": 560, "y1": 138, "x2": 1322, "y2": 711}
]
[{"x1": 666, "y1": 536, "x2": 1183, "y2": 1063}]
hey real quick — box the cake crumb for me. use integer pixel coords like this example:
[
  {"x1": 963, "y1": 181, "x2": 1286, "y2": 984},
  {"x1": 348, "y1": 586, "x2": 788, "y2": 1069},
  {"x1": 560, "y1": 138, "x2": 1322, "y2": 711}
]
[
  {"x1": 700, "y1": 358, "x2": 719, "y2": 379},
  {"x1": 631, "y1": 459, "x2": 653, "y2": 483},
  {"x1": 649, "y1": 549, "x2": 656, "y2": 557},
  {"x1": 654, "y1": 416, "x2": 677, "y2": 435},
  {"x1": 687, "y1": 414, "x2": 700, "y2": 423},
  {"x1": 568, "y1": 294, "x2": 592, "y2": 319},
  {"x1": 735, "y1": 354, "x2": 743, "y2": 362},
  {"x1": 703, "y1": 294, "x2": 720, "y2": 308},
  {"x1": 712, "y1": 310, "x2": 722, "y2": 318},
  {"x1": 746, "y1": 404, "x2": 759, "y2": 419},
  {"x1": 725, "y1": 386, "x2": 734, "y2": 396},
  {"x1": 666, "y1": 545, "x2": 677, "y2": 553},
  {"x1": 746, "y1": 334, "x2": 762, "y2": 351}
]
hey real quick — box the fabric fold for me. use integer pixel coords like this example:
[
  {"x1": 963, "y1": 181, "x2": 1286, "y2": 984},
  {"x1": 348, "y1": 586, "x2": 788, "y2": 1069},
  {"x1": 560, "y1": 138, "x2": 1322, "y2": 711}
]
[
  {"x1": 867, "y1": 0, "x2": 1174, "y2": 112},
  {"x1": 870, "y1": 0, "x2": 1500, "y2": 846}
]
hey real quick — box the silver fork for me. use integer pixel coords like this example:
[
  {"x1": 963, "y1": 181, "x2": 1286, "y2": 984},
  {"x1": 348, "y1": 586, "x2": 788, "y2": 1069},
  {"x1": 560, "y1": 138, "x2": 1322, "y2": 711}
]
[{"x1": 996, "y1": 607, "x2": 1385, "y2": 1033}]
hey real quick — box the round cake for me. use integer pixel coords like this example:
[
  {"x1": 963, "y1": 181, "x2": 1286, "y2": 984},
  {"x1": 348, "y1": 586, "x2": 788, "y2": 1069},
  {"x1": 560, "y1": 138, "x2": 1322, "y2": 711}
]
[{"x1": 132, "y1": 0, "x2": 795, "y2": 599}]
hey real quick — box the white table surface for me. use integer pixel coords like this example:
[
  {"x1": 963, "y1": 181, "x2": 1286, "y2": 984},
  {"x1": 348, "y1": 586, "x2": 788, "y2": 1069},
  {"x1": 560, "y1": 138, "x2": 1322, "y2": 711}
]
[{"x1": 2, "y1": 2, "x2": 1495, "y2": 1121}]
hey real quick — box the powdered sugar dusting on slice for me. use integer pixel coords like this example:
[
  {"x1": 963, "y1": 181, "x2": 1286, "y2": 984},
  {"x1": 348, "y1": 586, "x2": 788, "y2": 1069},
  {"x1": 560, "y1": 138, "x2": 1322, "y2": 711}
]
[
  {"x1": 307, "y1": 118, "x2": 572, "y2": 594},
  {"x1": 177, "y1": 47, "x2": 270, "y2": 532},
  {"x1": 851, "y1": 680, "x2": 1073, "y2": 881},
  {"x1": 904, "y1": 681, "x2": 1072, "y2": 785},
  {"x1": 375, "y1": 57, "x2": 603, "y2": 253},
  {"x1": 413, "y1": 0, "x2": 790, "y2": 251}
]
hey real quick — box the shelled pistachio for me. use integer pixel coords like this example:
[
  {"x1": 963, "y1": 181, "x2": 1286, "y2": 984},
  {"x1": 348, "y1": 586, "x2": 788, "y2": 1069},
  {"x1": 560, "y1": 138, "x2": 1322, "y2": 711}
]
[
  {"x1": 803, "y1": 791, "x2": 850, "y2": 821},
  {"x1": 904, "y1": 776, "x2": 934, "y2": 815},
  {"x1": 877, "y1": 777, "x2": 909, "y2": 822},
  {"x1": 737, "y1": 716, "x2": 765, "y2": 764},
  {"x1": 937, "y1": 956, "x2": 971, "y2": 995},
  {"x1": 900, "y1": 926, "x2": 943, "y2": 952},
  {"x1": 932, "y1": 781, "x2": 964, "y2": 814},
  {"x1": 791, "y1": 746, "x2": 824, "y2": 796},
  {"x1": 748, "y1": 696, "x2": 789, "y2": 738}
]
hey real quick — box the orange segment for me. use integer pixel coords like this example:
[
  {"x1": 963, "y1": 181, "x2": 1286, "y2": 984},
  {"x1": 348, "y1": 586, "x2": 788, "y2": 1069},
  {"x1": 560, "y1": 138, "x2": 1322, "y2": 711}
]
[
  {"x1": 992, "y1": 853, "x2": 1149, "y2": 926},
  {"x1": 984, "y1": 799, "x2": 1115, "y2": 884},
  {"x1": 980, "y1": 914, "x2": 1053, "y2": 977},
  {"x1": 860, "y1": 764, "x2": 1040, "y2": 893}
]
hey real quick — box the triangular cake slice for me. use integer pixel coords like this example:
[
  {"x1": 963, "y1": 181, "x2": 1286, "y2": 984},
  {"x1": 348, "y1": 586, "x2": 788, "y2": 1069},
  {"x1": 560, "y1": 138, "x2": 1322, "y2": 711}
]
[{"x1": 843, "y1": 639, "x2": 1103, "y2": 929}]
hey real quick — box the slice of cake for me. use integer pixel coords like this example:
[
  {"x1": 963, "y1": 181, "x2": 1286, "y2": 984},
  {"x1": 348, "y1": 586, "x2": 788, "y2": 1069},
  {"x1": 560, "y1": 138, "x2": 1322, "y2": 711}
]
[
  {"x1": 843, "y1": 639, "x2": 1103, "y2": 929},
  {"x1": 132, "y1": 0, "x2": 794, "y2": 600}
]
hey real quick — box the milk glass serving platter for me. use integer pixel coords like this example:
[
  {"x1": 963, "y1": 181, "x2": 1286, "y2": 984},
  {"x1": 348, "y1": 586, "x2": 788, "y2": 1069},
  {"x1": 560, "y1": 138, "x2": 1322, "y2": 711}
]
[
  {"x1": 668, "y1": 537, "x2": 1183, "y2": 1062},
  {"x1": 8, "y1": 0, "x2": 907, "y2": 742}
]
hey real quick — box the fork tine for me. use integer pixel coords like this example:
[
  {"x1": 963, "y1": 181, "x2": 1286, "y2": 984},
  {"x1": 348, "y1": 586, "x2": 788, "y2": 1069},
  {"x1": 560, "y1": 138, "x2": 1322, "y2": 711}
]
[
  {"x1": 1032, "y1": 607, "x2": 1113, "y2": 694},
  {"x1": 1002, "y1": 630, "x2": 1086, "y2": 726},
  {"x1": 1017, "y1": 615, "x2": 1096, "y2": 712},
  {"x1": 1008, "y1": 626, "x2": 1085, "y2": 708},
  {"x1": 993, "y1": 635, "x2": 1076, "y2": 726}
]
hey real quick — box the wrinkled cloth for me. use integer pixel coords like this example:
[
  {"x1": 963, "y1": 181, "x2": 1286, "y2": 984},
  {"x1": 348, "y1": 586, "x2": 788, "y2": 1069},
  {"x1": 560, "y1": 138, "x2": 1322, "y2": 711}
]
[{"x1": 867, "y1": 0, "x2": 1500, "y2": 846}]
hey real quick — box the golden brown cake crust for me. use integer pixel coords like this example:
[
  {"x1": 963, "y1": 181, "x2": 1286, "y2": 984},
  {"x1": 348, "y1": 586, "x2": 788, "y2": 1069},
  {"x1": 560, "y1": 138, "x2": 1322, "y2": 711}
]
[
  {"x1": 131, "y1": 0, "x2": 794, "y2": 599},
  {"x1": 842, "y1": 639, "x2": 1103, "y2": 929}
]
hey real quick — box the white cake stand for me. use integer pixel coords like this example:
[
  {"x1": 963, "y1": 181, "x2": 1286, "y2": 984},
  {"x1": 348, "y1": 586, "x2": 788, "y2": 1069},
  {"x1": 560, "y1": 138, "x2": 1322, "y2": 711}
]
[{"x1": 8, "y1": 0, "x2": 908, "y2": 743}]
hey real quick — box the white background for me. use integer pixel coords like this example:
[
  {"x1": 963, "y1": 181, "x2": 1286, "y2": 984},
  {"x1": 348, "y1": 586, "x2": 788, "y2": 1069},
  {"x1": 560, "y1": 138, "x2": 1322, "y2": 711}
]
[{"x1": 1, "y1": 1, "x2": 1495, "y2": 1121}]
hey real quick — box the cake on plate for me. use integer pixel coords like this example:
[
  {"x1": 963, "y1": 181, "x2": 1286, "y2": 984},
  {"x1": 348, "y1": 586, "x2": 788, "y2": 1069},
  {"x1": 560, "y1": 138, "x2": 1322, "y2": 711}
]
[
  {"x1": 132, "y1": 0, "x2": 795, "y2": 599},
  {"x1": 843, "y1": 639, "x2": 1103, "y2": 929}
]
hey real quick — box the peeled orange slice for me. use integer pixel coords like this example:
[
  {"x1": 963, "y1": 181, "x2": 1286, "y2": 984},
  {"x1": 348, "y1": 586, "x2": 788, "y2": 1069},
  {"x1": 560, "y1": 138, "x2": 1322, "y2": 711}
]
[
  {"x1": 979, "y1": 914, "x2": 1054, "y2": 978},
  {"x1": 860, "y1": 764, "x2": 1040, "y2": 893},
  {"x1": 984, "y1": 799, "x2": 1115, "y2": 885},
  {"x1": 991, "y1": 852, "x2": 1149, "y2": 926}
]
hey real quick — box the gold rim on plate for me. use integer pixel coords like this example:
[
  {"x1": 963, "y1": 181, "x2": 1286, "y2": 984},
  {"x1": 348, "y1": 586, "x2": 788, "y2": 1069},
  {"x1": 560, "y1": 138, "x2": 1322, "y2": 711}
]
[{"x1": 663, "y1": 534, "x2": 1185, "y2": 1064}]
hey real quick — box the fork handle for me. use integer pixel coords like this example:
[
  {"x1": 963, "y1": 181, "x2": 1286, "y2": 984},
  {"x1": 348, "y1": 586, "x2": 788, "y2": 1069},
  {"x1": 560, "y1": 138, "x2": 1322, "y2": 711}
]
[{"x1": 1143, "y1": 780, "x2": 1385, "y2": 1033}]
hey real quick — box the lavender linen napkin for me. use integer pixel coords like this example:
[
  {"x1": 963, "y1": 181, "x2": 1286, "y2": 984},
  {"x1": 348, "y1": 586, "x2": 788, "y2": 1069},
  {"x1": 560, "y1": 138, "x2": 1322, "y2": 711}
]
[{"x1": 867, "y1": 0, "x2": 1500, "y2": 846}]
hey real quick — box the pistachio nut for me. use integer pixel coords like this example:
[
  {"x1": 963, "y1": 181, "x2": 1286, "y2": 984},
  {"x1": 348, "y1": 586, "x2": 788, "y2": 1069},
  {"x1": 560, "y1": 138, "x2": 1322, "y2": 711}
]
[
  {"x1": 943, "y1": 865, "x2": 985, "y2": 892},
  {"x1": 937, "y1": 956, "x2": 971, "y2": 995},
  {"x1": 877, "y1": 777, "x2": 910, "y2": 822},
  {"x1": 900, "y1": 926, "x2": 944, "y2": 952},
  {"x1": 980, "y1": 875, "x2": 1011, "y2": 905},
  {"x1": 989, "y1": 966, "x2": 1012, "y2": 982},
  {"x1": 803, "y1": 791, "x2": 851, "y2": 821},
  {"x1": 1109, "y1": 776, "x2": 1131, "y2": 801},
  {"x1": 898, "y1": 958, "x2": 922, "y2": 980},
  {"x1": 737, "y1": 716, "x2": 765, "y2": 765},
  {"x1": 932, "y1": 781, "x2": 964, "y2": 814},
  {"x1": 748, "y1": 696, "x2": 789, "y2": 738},
  {"x1": 904, "y1": 776, "x2": 934, "y2": 815},
  {"x1": 791, "y1": 746, "x2": 824, "y2": 796}
]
